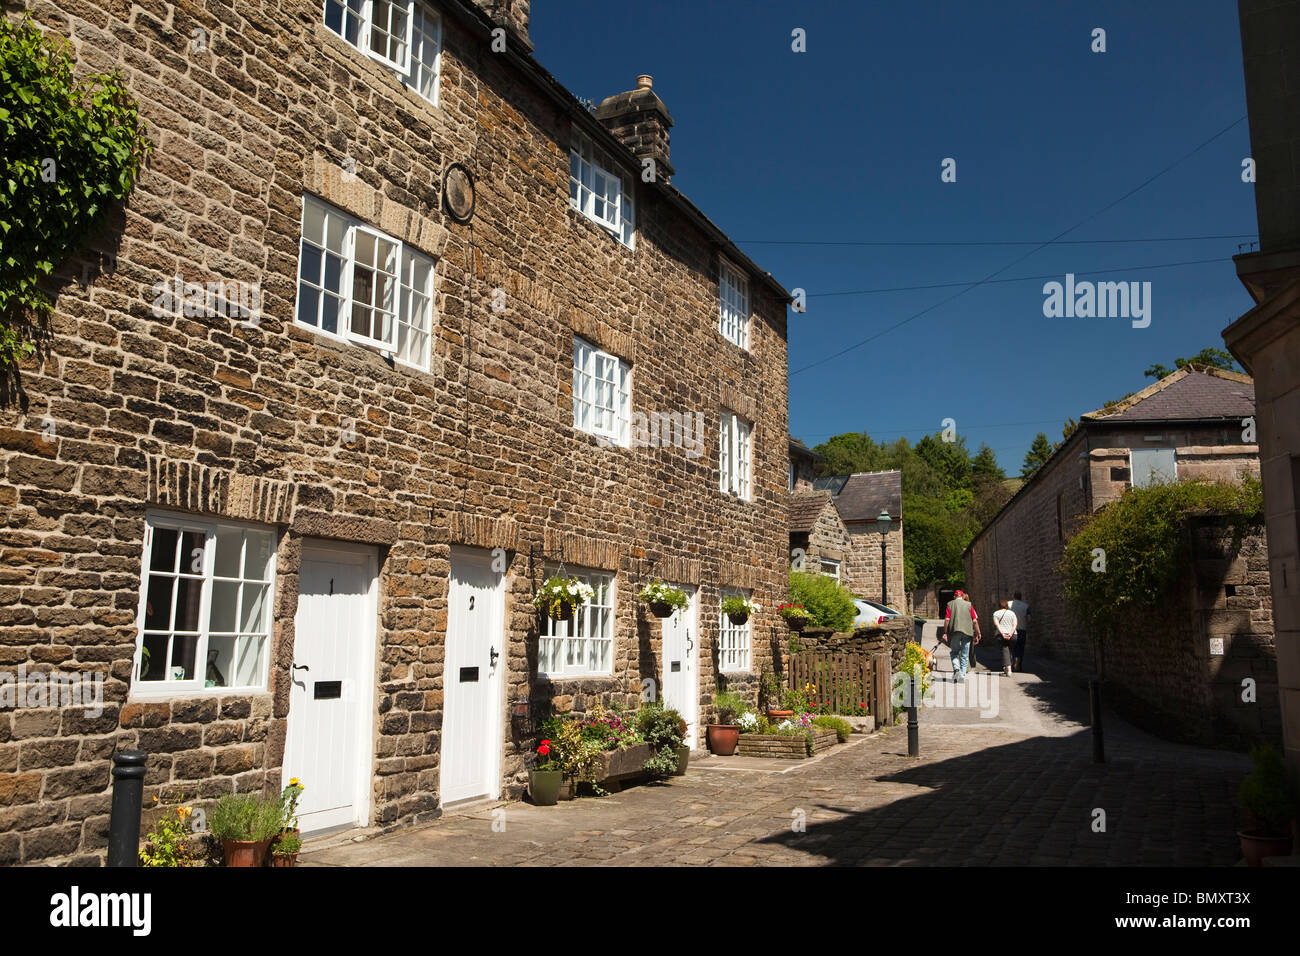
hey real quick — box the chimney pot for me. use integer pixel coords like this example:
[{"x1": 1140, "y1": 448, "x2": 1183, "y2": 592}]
[{"x1": 636, "y1": 74, "x2": 653, "y2": 90}]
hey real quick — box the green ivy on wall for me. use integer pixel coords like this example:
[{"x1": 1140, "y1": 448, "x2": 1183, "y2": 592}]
[
  {"x1": 0, "y1": 16, "x2": 152, "y2": 403},
  {"x1": 1060, "y1": 475, "x2": 1264, "y2": 642}
]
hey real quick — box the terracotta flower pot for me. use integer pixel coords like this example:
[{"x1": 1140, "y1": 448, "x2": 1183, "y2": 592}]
[
  {"x1": 726, "y1": 612, "x2": 749, "y2": 626},
  {"x1": 649, "y1": 601, "x2": 674, "y2": 618},
  {"x1": 707, "y1": 723, "x2": 740, "y2": 756},
  {"x1": 765, "y1": 709, "x2": 794, "y2": 723},
  {"x1": 672, "y1": 743, "x2": 690, "y2": 776},
  {"x1": 271, "y1": 853, "x2": 298, "y2": 867},
  {"x1": 529, "y1": 769, "x2": 563, "y2": 806},
  {"x1": 1237, "y1": 830, "x2": 1294, "y2": 866},
  {"x1": 222, "y1": 838, "x2": 270, "y2": 868}
]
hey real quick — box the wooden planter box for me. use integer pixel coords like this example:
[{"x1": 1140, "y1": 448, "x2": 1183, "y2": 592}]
[
  {"x1": 589, "y1": 742, "x2": 656, "y2": 789},
  {"x1": 736, "y1": 727, "x2": 838, "y2": 759}
]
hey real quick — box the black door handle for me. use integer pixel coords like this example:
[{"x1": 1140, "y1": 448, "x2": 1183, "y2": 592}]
[
  {"x1": 292, "y1": 663, "x2": 309, "y2": 671},
  {"x1": 489, "y1": 646, "x2": 499, "y2": 667}
]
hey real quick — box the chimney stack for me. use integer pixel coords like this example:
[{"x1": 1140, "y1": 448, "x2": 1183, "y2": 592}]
[
  {"x1": 596, "y1": 75, "x2": 674, "y2": 183},
  {"x1": 471, "y1": 0, "x2": 531, "y2": 53}
]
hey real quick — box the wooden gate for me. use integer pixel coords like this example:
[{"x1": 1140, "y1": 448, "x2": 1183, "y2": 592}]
[{"x1": 789, "y1": 651, "x2": 872, "y2": 716}]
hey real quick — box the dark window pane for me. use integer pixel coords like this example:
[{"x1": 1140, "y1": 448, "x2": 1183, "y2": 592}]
[
  {"x1": 174, "y1": 577, "x2": 203, "y2": 631},
  {"x1": 145, "y1": 576, "x2": 174, "y2": 630},
  {"x1": 149, "y1": 527, "x2": 178, "y2": 571}
]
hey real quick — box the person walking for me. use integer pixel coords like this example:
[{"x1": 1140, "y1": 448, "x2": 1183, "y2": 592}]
[
  {"x1": 992, "y1": 599, "x2": 1018, "y2": 677},
  {"x1": 943, "y1": 589, "x2": 981, "y2": 683},
  {"x1": 1008, "y1": 592, "x2": 1031, "y2": 672}
]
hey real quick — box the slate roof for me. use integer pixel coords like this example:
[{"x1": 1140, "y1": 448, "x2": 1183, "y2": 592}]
[
  {"x1": 1082, "y1": 367, "x2": 1255, "y2": 423},
  {"x1": 789, "y1": 491, "x2": 834, "y2": 533},
  {"x1": 789, "y1": 435, "x2": 826, "y2": 462},
  {"x1": 814, "y1": 470, "x2": 903, "y2": 523}
]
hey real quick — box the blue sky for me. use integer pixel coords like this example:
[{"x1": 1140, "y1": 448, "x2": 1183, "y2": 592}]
[{"x1": 531, "y1": 0, "x2": 1258, "y2": 473}]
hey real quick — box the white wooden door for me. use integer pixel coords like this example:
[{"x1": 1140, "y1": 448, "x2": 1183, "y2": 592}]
[
  {"x1": 283, "y1": 541, "x2": 378, "y2": 834},
  {"x1": 661, "y1": 586, "x2": 698, "y2": 749},
  {"x1": 440, "y1": 546, "x2": 506, "y2": 806}
]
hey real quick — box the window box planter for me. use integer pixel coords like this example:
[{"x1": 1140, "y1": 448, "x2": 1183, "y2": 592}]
[
  {"x1": 736, "y1": 727, "x2": 838, "y2": 759},
  {"x1": 591, "y1": 742, "x2": 657, "y2": 788}
]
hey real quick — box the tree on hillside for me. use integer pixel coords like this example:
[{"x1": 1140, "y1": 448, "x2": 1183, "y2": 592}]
[
  {"x1": 814, "y1": 431, "x2": 882, "y2": 476},
  {"x1": 915, "y1": 433, "x2": 971, "y2": 492},
  {"x1": 1021, "y1": 432, "x2": 1054, "y2": 478},
  {"x1": 1143, "y1": 347, "x2": 1240, "y2": 381},
  {"x1": 970, "y1": 443, "x2": 1004, "y2": 482}
]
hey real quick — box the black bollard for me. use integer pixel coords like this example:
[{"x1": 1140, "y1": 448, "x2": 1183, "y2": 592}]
[
  {"x1": 907, "y1": 674, "x2": 919, "y2": 757},
  {"x1": 1089, "y1": 679, "x2": 1105, "y2": 764},
  {"x1": 107, "y1": 750, "x2": 147, "y2": 867}
]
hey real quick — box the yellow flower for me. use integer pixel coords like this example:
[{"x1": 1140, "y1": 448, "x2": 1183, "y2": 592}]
[
  {"x1": 152, "y1": 795, "x2": 159, "y2": 803},
  {"x1": 289, "y1": 777, "x2": 301, "y2": 787}
]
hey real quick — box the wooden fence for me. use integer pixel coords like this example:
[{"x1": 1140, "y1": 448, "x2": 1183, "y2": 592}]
[{"x1": 789, "y1": 650, "x2": 892, "y2": 726}]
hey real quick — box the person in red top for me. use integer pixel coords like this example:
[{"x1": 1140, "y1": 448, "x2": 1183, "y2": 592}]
[{"x1": 943, "y1": 590, "x2": 981, "y2": 681}]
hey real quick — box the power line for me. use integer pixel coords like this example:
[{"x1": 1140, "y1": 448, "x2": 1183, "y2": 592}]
[
  {"x1": 806, "y1": 254, "x2": 1227, "y2": 299},
  {"x1": 793, "y1": 418, "x2": 1065, "y2": 440},
  {"x1": 742, "y1": 233, "x2": 1255, "y2": 248},
  {"x1": 790, "y1": 114, "x2": 1248, "y2": 376}
]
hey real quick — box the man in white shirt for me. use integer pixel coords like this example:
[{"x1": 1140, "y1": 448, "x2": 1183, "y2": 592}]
[
  {"x1": 1008, "y1": 592, "x2": 1031, "y2": 672},
  {"x1": 992, "y1": 600, "x2": 1018, "y2": 677}
]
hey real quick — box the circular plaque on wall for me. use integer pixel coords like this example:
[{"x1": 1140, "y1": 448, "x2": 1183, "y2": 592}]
[{"x1": 443, "y1": 162, "x2": 475, "y2": 223}]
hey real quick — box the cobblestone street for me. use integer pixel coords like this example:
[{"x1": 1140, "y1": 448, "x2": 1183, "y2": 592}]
[{"x1": 303, "y1": 637, "x2": 1250, "y2": 867}]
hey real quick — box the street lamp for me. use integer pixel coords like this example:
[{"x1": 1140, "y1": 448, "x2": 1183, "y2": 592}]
[{"x1": 877, "y1": 509, "x2": 892, "y2": 607}]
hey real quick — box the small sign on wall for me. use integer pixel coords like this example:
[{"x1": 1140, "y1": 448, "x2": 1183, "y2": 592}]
[{"x1": 1209, "y1": 637, "x2": 1225, "y2": 657}]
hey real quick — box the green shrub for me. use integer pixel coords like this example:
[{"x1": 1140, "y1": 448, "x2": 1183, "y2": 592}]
[
  {"x1": 1237, "y1": 742, "x2": 1299, "y2": 835},
  {"x1": 813, "y1": 715, "x2": 852, "y2": 743},
  {"x1": 208, "y1": 792, "x2": 284, "y2": 843},
  {"x1": 1061, "y1": 476, "x2": 1263, "y2": 640},
  {"x1": 713, "y1": 690, "x2": 749, "y2": 724},
  {"x1": 0, "y1": 17, "x2": 152, "y2": 392},
  {"x1": 788, "y1": 570, "x2": 856, "y2": 631}
]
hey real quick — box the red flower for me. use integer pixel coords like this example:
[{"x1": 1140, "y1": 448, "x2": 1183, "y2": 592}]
[
  {"x1": 537, "y1": 743, "x2": 550, "y2": 756},
  {"x1": 859, "y1": 702, "x2": 866, "y2": 708}
]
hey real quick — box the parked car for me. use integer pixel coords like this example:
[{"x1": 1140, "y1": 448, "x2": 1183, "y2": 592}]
[{"x1": 852, "y1": 599, "x2": 903, "y2": 627}]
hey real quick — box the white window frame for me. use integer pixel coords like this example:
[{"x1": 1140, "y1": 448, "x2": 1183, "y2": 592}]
[
  {"x1": 718, "y1": 258, "x2": 750, "y2": 349},
  {"x1": 295, "y1": 194, "x2": 436, "y2": 371},
  {"x1": 133, "y1": 512, "x2": 277, "y2": 698},
  {"x1": 1130, "y1": 447, "x2": 1177, "y2": 489},
  {"x1": 537, "y1": 567, "x2": 615, "y2": 678},
  {"x1": 569, "y1": 127, "x2": 635, "y2": 248},
  {"x1": 323, "y1": 0, "x2": 441, "y2": 105},
  {"x1": 820, "y1": 558, "x2": 841, "y2": 581},
  {"x1": 718, "y1": 588, "x2": 752, "y2": 673},
  {"x1": 719, "y1": 410, "x2": 752, "y2": 499},
  {"x1": 573, "y1": 336, "x2": 631, "y2": 446}
]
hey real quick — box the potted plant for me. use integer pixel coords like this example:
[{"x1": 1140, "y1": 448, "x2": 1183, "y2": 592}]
[
  {"x1": 707, "y1": 690, "x2": 747, "y2": 756},
  {"x1": 639, "y1": 579, "x2": 687, "y2": 619},
  {"x1": 271, "y1": 832, "x2": 301, "y2": 867},
  {"x1": 209, "y1": 792, "x2": 283, "y2": 867},
  {"x1": 533, "y1": 574, "x2": 595, "y2": 621},
  {"x1": 1236, "y1": 742, "x2": 1298, "y2": 866},
  {"x1": 721, "y1": 595, "x2": 760, "y2": 626},
  {"x1": 778, "y1": 603, "x2": 811, "y2": 632},
  {"x1": 277, "y1": 777, "x2": 304, "y2": 839},
  {"x1": 760, "y1": 670, "x2": 793, "y2": 723},
  {"x1": 529, "y1": 738, "x2": 564, "y2": 806},
  {"x1": 634, "y1": 700, "x2": 689, "y2": 778}
]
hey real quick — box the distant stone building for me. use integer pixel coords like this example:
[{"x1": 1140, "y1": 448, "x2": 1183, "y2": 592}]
[
  {"x1": 966, "y1": 367, "x2": 1262, "y2": 665},
  {"x1": 813, "y1": 471, "x2": 904, "y2": 606},
  {"x1": 1221, "y1": 0, "x2": 1300, "y2": 776}
]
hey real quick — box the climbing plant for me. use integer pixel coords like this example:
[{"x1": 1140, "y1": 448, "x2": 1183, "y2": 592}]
[
  {"x1": 0, "y1": 16, "x2": 152, "y2": 402},
  {"x1": 1060, "y1": 475, "x2": 1264, "y2": 640}
]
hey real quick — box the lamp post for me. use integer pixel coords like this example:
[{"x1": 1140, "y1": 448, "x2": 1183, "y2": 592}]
[{"x1": 877, "y1": 509, "x2": 892, "y2": 607}]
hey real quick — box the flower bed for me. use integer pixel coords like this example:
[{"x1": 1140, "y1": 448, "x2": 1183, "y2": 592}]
[{"x1": 736, "y1": 727, "x2": 838, "y2": 758}]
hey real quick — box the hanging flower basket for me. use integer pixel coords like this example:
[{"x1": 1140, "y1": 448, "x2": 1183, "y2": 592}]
[
  {"x1": 778, "y1": 603, "x2": 812, "y2": 632},
  {"x1": 533, "y1": 574, "x2": 594, "y2": 621},
  {"x1": 639, "y1": 579, "x2": 687, "y2": 619},
  {"x1": 721, "y1": 595, "x2": 760, "y2": 626}
]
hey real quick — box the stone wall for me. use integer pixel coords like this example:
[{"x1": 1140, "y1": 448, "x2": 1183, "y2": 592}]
[
  {"x1": 0, "y1": 0, "x2": 788, "y2": 863},
  {"x1": 1098, "y1": 517, "x2": 1279, "y2": 749}
]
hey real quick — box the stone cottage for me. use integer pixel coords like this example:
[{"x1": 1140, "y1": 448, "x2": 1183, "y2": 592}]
[
  {"x1": 0, "y1": 0, "x2": 792, "y2": 863},
  {"x1": 812, "y1": 470, "x2": 905, "y2": 606},
  {"x1": 963, "y1": 367, "x2": 1276, "y2": 745}
]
